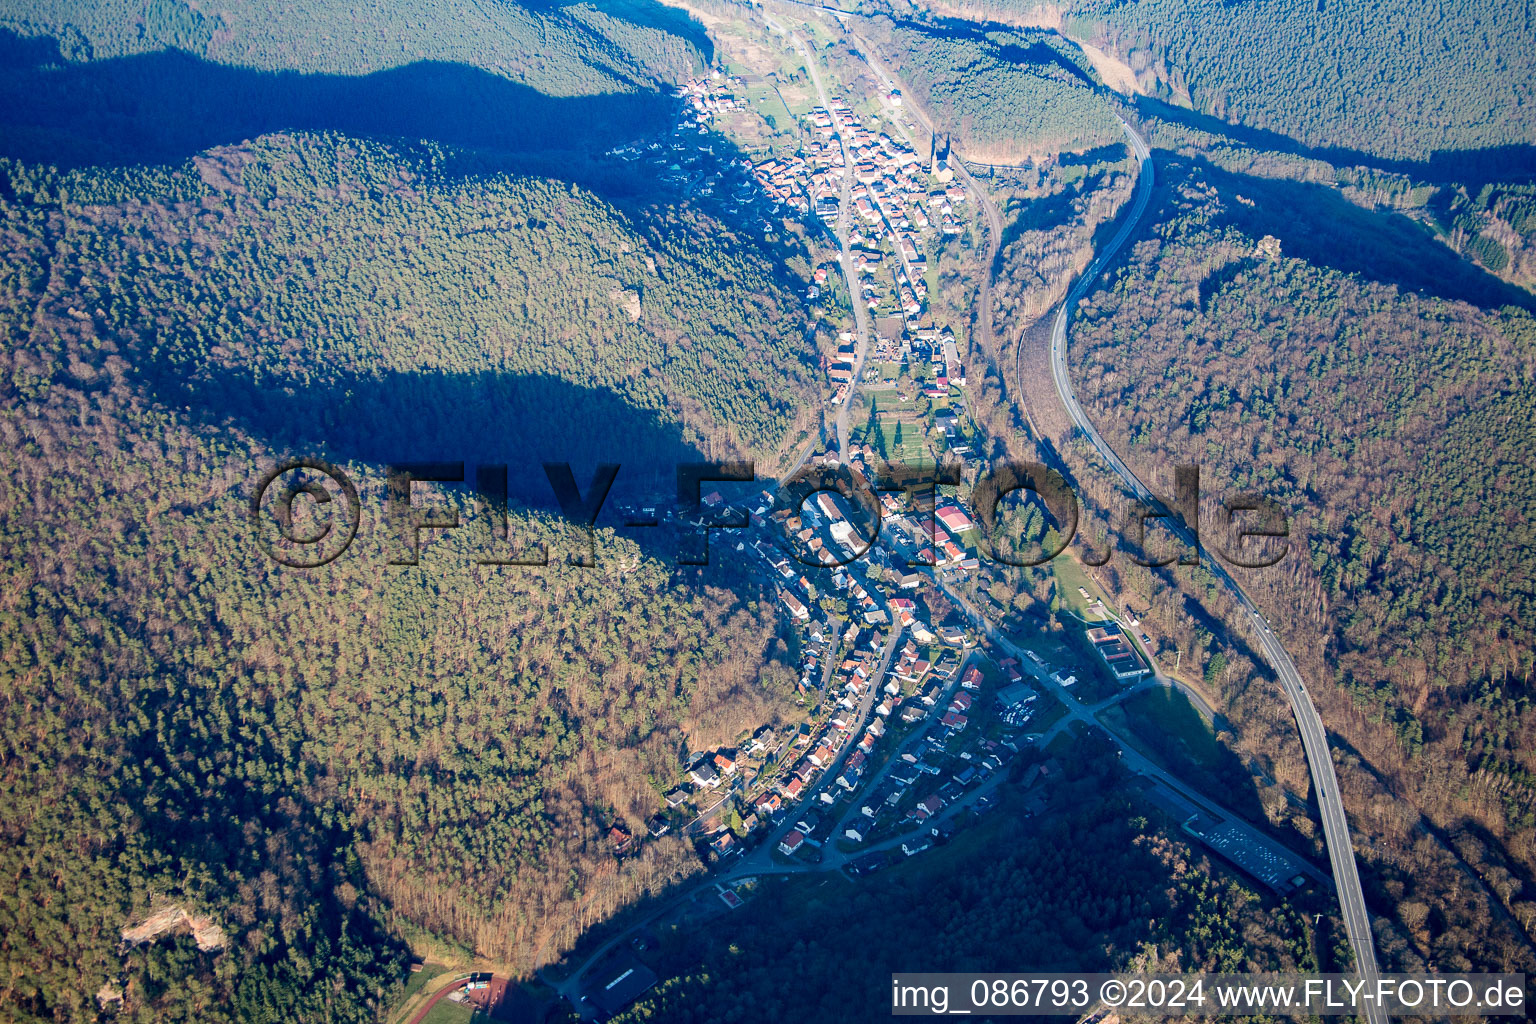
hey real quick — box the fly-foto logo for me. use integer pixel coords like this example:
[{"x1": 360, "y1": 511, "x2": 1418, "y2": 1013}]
[{"x1": 249, "y1": 458, "x2": 1290, "y2": 570}]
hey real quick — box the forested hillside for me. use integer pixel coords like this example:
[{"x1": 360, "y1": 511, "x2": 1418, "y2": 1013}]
[
  {"x1": 1124, "y1": 109, "x2": 1536, "y2": 302},
  {"x1": 0, "y1": 132, "x2": 813, "y2": 1022},
  {"x1": 903, "y1": 0, "x2": 1536, "y2": 166},
  {"x1": 864, "y1": 19, "x2": 1121, "y2": 162},
  {"x1": 0, "y1": 0, "x2": 705, "y2": 90},
  {"x1": 1066, "y1": 154, "x2": 1536, "y2": 964},
  {"x1": 0, "y1": 0, "x2": 714, "y2": 171},
  {"x1": 9, "y1": 132, "x2": 816, "y2": 472},
  {"x1": 1075, "y1": 0, "x2": 1536, "y2": 164},
  {"x1": 1425, "y1": 180, "x2": 1536, "y2": 290}
]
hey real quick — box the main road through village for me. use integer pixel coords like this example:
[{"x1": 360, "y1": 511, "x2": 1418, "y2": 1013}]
[{"x1": 764, "y1": 13, "x2": 872, "y2": 459}]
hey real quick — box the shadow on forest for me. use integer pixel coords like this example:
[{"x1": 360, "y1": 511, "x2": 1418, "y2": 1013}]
[
  {"x1": 871, "y1": 7, "x2": 1536, "y2": 186},
  {"x1": 1167, "y1": 582, "x2": 1281, "y2": 695},
  {"x1": 0, "y1": 28, "x2": 676, "y2": 171},
  {"x1": 992, "y1": 37, "x2": 1095, "y2": 88},
  {"x1": 1112, "y1": 684, "x2": 1267, "y2": 822},
  {"x1": 1060, "y1": 143, "x2": 1128, "y2": 167},
  {"x1": 1198, "y1": 257, "x2": 1253, "y2": 312},
  {"x1": 1134, "y1": 95, "x2": 1536, "y2": 187},
  {"x1": 871, "y1": 12, "x2": 1098, "y2": 89},
  {"x1": 146, "y1": 356, "x2": 705, "y2": 515},
  {"x1": 999, "y1": 172, "x2": 1105, "y2": 253},
  {"x1": 527, "y1": 0, "x2": 715, "y2": 64},
  {"x1": 1164, "y1": 153, "x2": 1536, "y2": 313}
]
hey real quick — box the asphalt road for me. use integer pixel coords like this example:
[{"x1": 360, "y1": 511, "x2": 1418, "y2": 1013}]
[
  {"x1": 765, "y1": 3, "x2": 1365, "y2": 966},
  {"x1": 734, "y1": 625, "x2": 905, "y2": 873},
  {"x1": 1046, "y1": 120, "x2": 1386, "y2": 1020},
  {"x1": 545, "y1": 11, "x2": 1378, "y2": 1018},
  {"x1": 828, "y1": 651, "x2": 973, "y2": 841}
]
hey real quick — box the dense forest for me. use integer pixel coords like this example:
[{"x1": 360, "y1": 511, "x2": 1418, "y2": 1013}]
[
  {"x1": 2, "y1": 133, "x2": 819, "y2": 476},
  {"x1": 1070, "y1": 0, "x2": 1536, "y2": 164},
  {"x1": 5, "y1": 0, "x2": 1535, "y2": 1018},
  {"x1": 863, "y1": 18, "x2": 1121, "y2": 162},
  {"x1": 613, "y1": 739, "x2": 1332, "y2": 1023},
  {"x1": 0, "y1": 128, "x2": 817, "y2": 1021},
  {"x1": 1125, "y1": 110, "x2": 1536, "y2": 300},
  {"x1": 909, "y1": 0, "x2": 1536, "y2": 165},
  {"x1": 0, "y1": 0, "x2": 717, "y2": 172},
  {"x1": 0, "y1": 0, "x2": 706, "y2": 90},
  {"x1": 1424, "y1": 180, "x2": 1536, "y2": 290},
  {"x1": 1063, "y1": 152, "x2": 1536, "y2": 972}
]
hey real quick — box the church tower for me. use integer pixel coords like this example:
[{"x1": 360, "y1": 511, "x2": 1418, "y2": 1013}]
[{"x1": 930, "y1": 134, "x2": 953, "y2": 182}]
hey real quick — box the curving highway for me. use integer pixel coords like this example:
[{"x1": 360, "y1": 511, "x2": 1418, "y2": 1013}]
[
  {"x1": 1047, "y1": 120, "x2": 1386, "y2": 1023},
  {"x1": 1047, "y1": 119, "x2": 1153, "y2": 453}
]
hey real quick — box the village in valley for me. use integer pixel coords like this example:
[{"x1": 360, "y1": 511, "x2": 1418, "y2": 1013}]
[
  {"x1": 634, "y1": 465, "x2": 1161, "y2": 874},
  {"x1": 591, "y1": 38, "x2": 1168, "y2": 881},
  {"x1": 577, "y1": 439, "x2": 1318, "y2": 1012},
  {"x1": 613, "y1": 66, "x2": 976, "y2": 423},
  {"x1": 594, "y1": 56, "x2": 1120, "y2": 875},
  {"x1": 554, "y1": 32, "x2": 1320, "y2": 1023}
]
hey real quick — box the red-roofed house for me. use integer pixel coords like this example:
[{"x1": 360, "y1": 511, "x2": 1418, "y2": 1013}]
[
  {"x1": 609, "y1": 825, "x2": 635, "y2": 855},
  {"x1": 911, "y1": 795, "x2": 945, "y2": 822},
  {"x1": 937, "y1": 506, "x2": 975, "y2": 533}
]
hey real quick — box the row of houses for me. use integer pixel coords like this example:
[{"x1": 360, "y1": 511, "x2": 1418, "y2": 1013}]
[
  {"x1": 630, "y1": 441, "x2": 989, "y2": 867},
  {"x1": 667, "y1": 70, "x2": 980, "y2": 425},
  {"x1": 756, "y1": 625, "x2": 899, "y2": 813},
  {"x1": 753, "y1": 96, "x2": 973, "y2": 399},
  {"x1": 659, "y1": 719, "x2": 782, "y2": 815},
  {"x1": 842, "y1": 664, "x2": 1023, "y2": 846},
  {"x1": 838, "y1": 116, "x2": 972, "y2": 387},
  {"x1": 669, "y1": 450, "x2": 991, "y2": 864}
]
